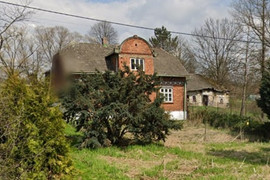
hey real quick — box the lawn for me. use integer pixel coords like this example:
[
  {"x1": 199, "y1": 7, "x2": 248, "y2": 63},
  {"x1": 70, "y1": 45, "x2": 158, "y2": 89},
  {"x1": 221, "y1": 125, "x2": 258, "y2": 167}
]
[{"x1": 66, "y1": 124, "x2": 270, "y2": 180}]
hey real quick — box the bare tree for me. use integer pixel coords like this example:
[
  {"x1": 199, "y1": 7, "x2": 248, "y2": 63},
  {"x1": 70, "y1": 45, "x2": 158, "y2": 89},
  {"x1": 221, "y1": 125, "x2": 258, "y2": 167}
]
[
  {"x1": 87, "y1": 21, "x2": 118, "y2": 45},
  {"x1": 177, "y1": 36, "x2": 197, "y2": 73},
  {"x1": 0, "y1": 1, "x2": 32, "y2": 77},
  {"x1": 231, "y1": 0, "x2": 270, "y2": 75},
  {"x1": 238, "y1": 28, "x2": 259, "y2": 116},
  {"x1": 0, "y1": 0, "x2": 32, "y2": 37},
  {"x1": 0, "y1": 26, "x2": 37, "y2": 77},
  {"x1": 35, "y1": 26, "x2": 83, "y2": 68},
  {"x1": 193, "y1": 18, "x2": 243, "y2": 86}
]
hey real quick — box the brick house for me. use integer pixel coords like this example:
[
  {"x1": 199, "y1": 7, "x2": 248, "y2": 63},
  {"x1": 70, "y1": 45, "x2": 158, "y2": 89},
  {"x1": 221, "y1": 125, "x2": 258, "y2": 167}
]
[{"x1": 51, "y1": 35, "x2": 189, "y2": 120}]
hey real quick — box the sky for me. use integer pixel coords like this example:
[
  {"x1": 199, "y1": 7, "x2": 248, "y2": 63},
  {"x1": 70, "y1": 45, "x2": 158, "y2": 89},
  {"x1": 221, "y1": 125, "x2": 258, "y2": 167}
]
[{"x1": 6, "y1": 0, "x2": 233, "y2": 42}]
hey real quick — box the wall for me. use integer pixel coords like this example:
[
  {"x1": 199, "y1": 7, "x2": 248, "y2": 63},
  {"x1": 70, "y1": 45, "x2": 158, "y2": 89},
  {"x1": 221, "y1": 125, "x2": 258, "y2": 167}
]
[
  {"x1": 187, "y1": 90, "x2": 229, "y2": 108},
  {"x1": 161, "y1": 85, "x2": 185, "y2": 111},
  {"x1": 162, "y1": 85, "x2": 186, "y2": 120},
  {"x1": 160, "y1": 77, "x2": 186, "y2": 120},
  {"x1": 118, "y1": 36, "x2": 154, "y2": 75}
]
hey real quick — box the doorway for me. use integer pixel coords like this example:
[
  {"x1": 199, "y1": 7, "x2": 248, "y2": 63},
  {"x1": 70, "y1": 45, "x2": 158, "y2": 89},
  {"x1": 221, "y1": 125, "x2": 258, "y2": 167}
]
[{"x1": 202, "y1": 95, "x2": 209, "y2": 106}]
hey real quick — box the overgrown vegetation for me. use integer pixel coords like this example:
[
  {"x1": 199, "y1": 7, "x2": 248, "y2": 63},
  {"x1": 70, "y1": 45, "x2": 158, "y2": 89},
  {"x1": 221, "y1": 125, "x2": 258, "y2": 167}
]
[
  {"x1": 66, "y1": 124, "x2": 270, "y2": 180},
  {"x1": 61, "y1": 66, "x2": 181, "y2": 148},
  {"x1": 257, "y1": 63, "x2": 270, "y2": 119},
  {"x1": 189, "y1": 107, "x2": 270, "y2": 141},
  {"x1": 0, "y1": 75, "x2": 73, "y2": 179}
]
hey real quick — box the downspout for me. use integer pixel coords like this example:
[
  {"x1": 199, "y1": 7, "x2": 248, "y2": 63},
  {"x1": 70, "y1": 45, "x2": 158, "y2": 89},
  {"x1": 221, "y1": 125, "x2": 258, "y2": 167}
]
[{"x1": 184, "y1": 79, "x2": 187, "y2": 120}]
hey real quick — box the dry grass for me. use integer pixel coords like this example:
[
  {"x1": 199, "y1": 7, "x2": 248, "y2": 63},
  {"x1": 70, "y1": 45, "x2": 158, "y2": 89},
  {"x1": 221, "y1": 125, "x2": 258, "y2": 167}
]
[{"x1": 70, "y1": 123, "x2": 270, "y2": 180}]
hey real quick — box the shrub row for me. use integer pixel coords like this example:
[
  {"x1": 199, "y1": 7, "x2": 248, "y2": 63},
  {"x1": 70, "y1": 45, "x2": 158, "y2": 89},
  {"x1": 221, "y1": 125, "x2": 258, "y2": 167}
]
[{"x1": 190, "y1": 109, "x2": 270, "y2": 141}]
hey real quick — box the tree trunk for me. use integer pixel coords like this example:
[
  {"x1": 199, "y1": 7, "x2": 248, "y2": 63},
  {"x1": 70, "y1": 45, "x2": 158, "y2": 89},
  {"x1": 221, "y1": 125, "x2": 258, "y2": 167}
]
[
  {"x1": 240, "y1": 30, "x2": 250, "y2": 117},
  {"x1": 261, "y1": 0, "x2": 267, "y2": 119}
]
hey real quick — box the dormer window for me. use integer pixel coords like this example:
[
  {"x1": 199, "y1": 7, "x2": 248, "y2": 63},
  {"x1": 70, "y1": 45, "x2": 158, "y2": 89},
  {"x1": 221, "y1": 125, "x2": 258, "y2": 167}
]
[{"x1": 130, "y1": 58, "x2": 144, "y2": 71}]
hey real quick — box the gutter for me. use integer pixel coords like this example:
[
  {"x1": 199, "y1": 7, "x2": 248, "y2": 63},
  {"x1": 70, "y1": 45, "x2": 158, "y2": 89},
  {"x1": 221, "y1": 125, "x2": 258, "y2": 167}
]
[
  {"x1": 184, "y1": 80, "x2": 187, "y2": 120},
  {"x1": 157, "y1": 74, "x2": 190, "y2": 78}
]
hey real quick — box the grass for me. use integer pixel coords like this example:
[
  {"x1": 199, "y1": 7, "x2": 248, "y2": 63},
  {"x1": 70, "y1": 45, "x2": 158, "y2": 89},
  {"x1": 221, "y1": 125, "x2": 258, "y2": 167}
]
[{"x1": 66, "y1": 123, "x2": 270, "y2": 180}]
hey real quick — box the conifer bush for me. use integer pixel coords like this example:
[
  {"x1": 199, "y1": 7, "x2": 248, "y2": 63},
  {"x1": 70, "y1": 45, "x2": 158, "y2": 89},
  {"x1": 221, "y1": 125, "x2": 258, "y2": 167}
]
[
  {"x1": 61, "y1": 66, "x2": 181, "y2": 148},
  {"x1": 257, "y1": 63, "x2": 270, "y2": 119},
  {"x1": 0, "y1": 75, "x2": 73, "y2": 179}
]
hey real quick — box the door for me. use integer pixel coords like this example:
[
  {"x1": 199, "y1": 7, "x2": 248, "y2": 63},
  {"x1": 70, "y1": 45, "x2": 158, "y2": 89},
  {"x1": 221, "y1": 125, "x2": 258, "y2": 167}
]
[{"x1": 202, "y1": 95, "x2": 209, "y2": 106}]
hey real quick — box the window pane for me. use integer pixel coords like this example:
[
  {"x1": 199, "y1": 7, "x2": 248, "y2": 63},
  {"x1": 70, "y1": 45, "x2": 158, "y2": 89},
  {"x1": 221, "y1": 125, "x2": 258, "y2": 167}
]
[
  {"x1": 140, "y1": 59, "x2": 144, "y2": 70},
  {"x1": 131, "y1": 59, "x2": 135, "y2": 69}
]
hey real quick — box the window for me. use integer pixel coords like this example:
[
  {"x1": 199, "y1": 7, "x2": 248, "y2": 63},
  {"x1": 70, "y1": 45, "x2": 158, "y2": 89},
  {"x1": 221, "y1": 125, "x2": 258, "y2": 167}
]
[
  {"x1": 130, "y1": 58, "x2": 144, "y2": 70},
  {"x1": 220, "y1": 98, "x2": 224, "y2": 104},
  {"x1": 160, "y1": 87, "x2": 173, "y2": 103}
]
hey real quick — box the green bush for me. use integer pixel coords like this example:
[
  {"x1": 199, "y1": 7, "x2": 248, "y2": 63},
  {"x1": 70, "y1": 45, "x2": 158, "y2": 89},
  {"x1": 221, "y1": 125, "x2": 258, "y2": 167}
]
[
  {"x1": 0, "y1": 75, "x2": 73, "y2": 179},
  {"x1": 61, "y1": 66, "x2": 181, "y2": 148},
  {"x1": 244, "y1": 122, "x2": 270, "y2": 141},
  {"x1": 257, "y1": 63, "x2": 270, "y2": 119},
  {"x1": 204, "y1": 111, "x2": 250, "y2": 131},
  {"x1": 191, "y1": 109, "x2": 270, "y2": 141}
]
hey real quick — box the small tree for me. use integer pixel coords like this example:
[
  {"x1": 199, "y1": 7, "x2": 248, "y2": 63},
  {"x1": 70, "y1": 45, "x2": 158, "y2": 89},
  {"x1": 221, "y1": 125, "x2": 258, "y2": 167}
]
[
  {"x1": 257, "y1": 63, "x2": 270, "y2": 119},
  {"x1": 61, "y1": 66, "x2": 181, "y2": 148},
  {"x1": 149, "y1": 26, "x2": 179, "y2": 53},
  {"x1": 0, "y1": 75, "x2": 73, "y2": 179}
]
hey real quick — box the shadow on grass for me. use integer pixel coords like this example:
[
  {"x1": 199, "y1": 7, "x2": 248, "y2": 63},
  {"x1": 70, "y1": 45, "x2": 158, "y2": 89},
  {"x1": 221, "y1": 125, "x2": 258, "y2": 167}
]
[
  {"x1": 208, "y1": 149, "x2": 270, "y2": 166},
  {"x1": 65, "y1": 129, "x2": 165, "y2": 150},
  {"x1": 66, "y1": 133, "x2": 84, "y2": 147},
  {"x1": 260, "y1": 147, "x2": 270, "y2": 152}
]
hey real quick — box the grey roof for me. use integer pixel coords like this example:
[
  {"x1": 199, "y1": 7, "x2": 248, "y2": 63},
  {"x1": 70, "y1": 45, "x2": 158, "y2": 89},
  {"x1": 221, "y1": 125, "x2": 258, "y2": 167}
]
[
  {"x1": 153, "y1": 48, "x2": 189, "y2": 77},
  {"x1": 58, "y1": 43, "x2": 188, "y2": 77},
  {"x1": 59, "y1": 43, "x2": 114, "y2": 73},
  {"x1": 187, "y1": 74, "x2": 225, "y2": 92}
]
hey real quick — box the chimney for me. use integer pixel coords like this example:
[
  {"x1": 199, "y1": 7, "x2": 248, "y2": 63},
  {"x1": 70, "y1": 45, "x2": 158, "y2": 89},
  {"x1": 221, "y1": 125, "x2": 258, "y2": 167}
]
[{"x1": 102, "y1": 37, "x2": 108, "y2": 47}]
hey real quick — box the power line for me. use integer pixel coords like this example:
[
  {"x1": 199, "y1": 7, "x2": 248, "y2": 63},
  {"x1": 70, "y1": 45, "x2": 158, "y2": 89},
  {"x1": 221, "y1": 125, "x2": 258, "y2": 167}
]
[{"x1": 0, "y1": 0, "x2": 261, "y2": 44}]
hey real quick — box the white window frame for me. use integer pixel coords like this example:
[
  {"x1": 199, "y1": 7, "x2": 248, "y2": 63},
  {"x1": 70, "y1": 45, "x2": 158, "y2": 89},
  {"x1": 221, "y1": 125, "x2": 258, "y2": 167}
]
[
  {"x1": 130, "y1": 58, "x2": 145, "y2": 71},
  {"x1": 160, "y1": 86, "x2": 173, "y2": 103}
]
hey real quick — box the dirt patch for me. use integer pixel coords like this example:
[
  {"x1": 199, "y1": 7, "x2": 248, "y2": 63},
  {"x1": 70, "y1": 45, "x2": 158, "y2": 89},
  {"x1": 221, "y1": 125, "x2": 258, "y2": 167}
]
[
  {"x1": 142, "y1": 160, "x2": 199, "y2": 180},
  {"x1": 165, "y1": 124, "x2": 240, "y2": 148},
  {"x1": 99, "y1": 153, "x2": 178, "y2": 178}
]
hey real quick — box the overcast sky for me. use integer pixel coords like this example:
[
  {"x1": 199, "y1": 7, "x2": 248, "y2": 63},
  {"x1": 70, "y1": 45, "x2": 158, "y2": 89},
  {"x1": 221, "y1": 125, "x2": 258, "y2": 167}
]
[{"x1": 8, "y1": 0, "x2": 233, "y2": 42}]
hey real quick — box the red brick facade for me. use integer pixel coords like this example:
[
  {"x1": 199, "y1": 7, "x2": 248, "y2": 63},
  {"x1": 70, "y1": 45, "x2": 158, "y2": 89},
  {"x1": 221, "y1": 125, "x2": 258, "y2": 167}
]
[
  {"x1": 161, "y1": 85, "x2": 184, "y2": 111},
  {"x1": 115, "y1": 36, "x2": 185, "y2": 113},
  {"x1": 118, "y1": 36, "x2": 154, "y2": 75}
]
